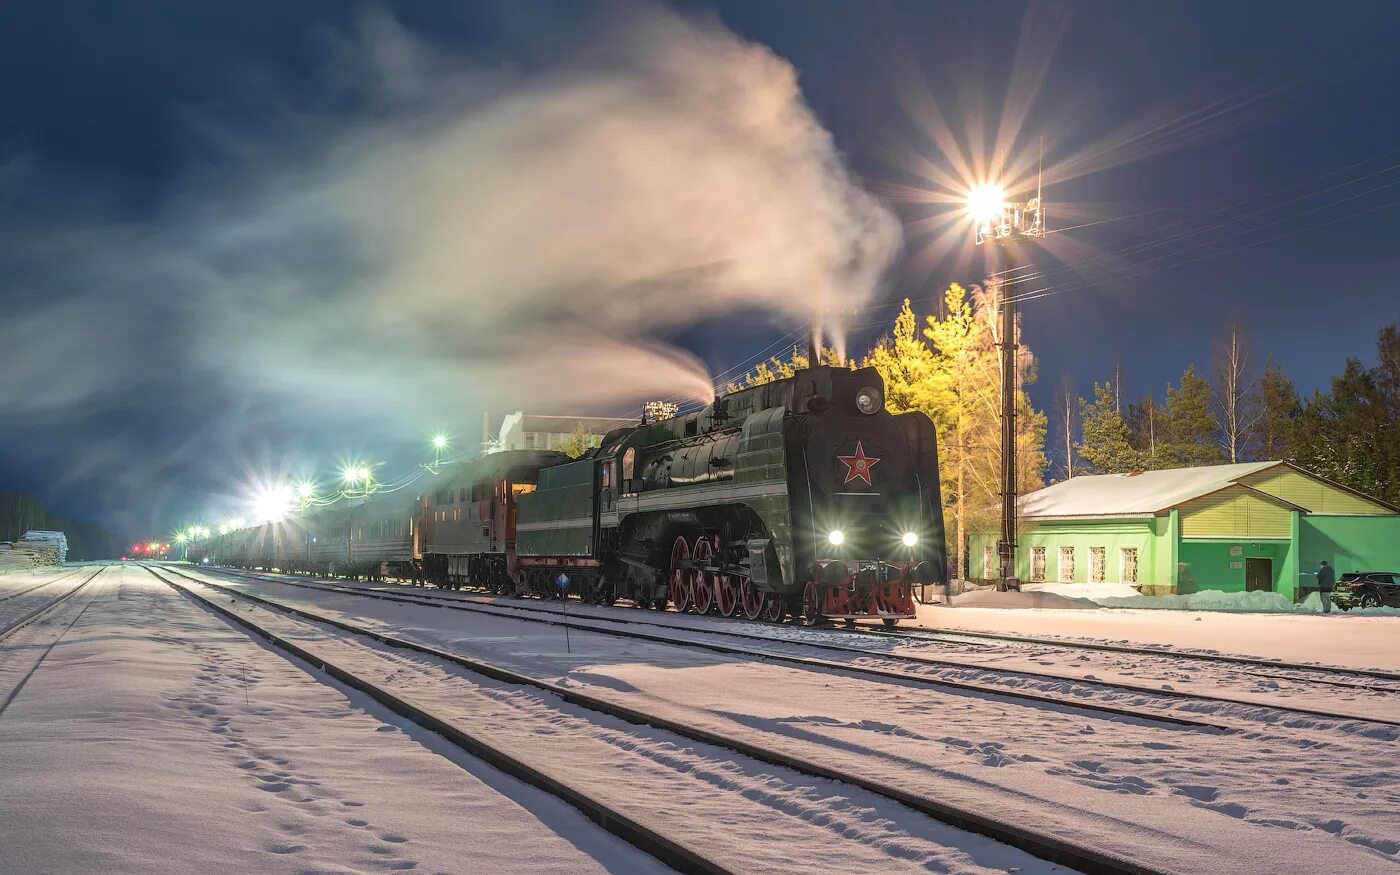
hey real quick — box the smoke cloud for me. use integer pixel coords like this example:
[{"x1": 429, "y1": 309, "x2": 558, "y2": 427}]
[{"x1": 0, "y1": 5, "x2": 899, "y2": 525}]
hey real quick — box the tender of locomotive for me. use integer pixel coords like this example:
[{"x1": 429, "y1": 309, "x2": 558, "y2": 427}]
[{"x1": 515, "y1": 364, "x2": 947, "y2": 625}]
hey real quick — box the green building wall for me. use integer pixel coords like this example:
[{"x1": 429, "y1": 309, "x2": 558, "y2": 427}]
[
  {"x1": 968, "y1": 518, "x2": 1162, "y2": 590},
  {"x1": 1175, "y1": 538, "x2": 1293, "y2": 596},
  {"x1": 1299, "y1": 515, "x2": 1400, "y2": 583}
]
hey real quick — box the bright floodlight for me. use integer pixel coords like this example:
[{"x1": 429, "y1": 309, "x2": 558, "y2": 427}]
[
  {"x1": 827, "y1": 530, "x2": 845, "y2": 546},
  {"x1": 902, "y1": 532, "x2": 918, "y2": 547},
  {"x1": 432, "y1": 433, "x2": 449, "y2": 451},
  {"x1": 147, "y1": 541, "x2": 160, "y2": 553},
  {"x1": 965, "y1": 183, "x2": 1006, "y2": 223},
  {"x1": 251, "y1": 487, "x2": 294, "y2": 523},
  {"x1": 342, "y1": 465, "x2": 366, "y2": 483},
  {"x1": 297, "y1": 481, "x2": 315, "y2": 499},
  {"x1": 175, "y1": 533, "x2": 187, "y2": 545}
]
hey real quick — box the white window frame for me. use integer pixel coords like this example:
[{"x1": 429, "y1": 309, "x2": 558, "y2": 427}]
[
  {"x1": 1031, "y1": 547, "x2": 1047, "y2": 582},
  {"x1": 1120, "y1": 548, "x2": 1139, "y2": 584},
  {"x1": 983, "y1": 545, "x2": 995, "y2": 579},
  {"x1": 1090, "y1": 547, "x2": 1106, "y2": 583},
  {"x1": 1059, "y1": 546, "x2": 1075, "y2": 583}
]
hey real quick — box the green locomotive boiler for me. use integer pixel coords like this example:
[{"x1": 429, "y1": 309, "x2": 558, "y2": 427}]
[{"x1": 514, "y1": 364, "x2": 947, "y2": 625}]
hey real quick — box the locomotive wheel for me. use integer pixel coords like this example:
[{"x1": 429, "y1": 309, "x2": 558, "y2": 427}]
[
  {"x1": 691, "y1": 537, "x2": 714, "y2": 615},
  {"x1": 715, "y1": 574, "x2": 739, "y2": 617},
  {"x1": 762, "y1": 591, "x2": 785, "y2": 622},
  {"x1": 739, "y1": 579, "x2": 764, "y2": 620},
  {"x1": 669, "y1": 536, "x2": 693, "y2": 613},
  {"x1": 802, "y1": 580, "x2": 821, "y2": 625}
]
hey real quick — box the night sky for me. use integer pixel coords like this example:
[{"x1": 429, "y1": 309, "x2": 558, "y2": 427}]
[{"x1": 3, "y1": 1, "x2": 1399, "y2": 542}]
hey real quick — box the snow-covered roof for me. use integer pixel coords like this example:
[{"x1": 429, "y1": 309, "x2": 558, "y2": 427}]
[{"x1": 1021, "y1": 461, "x2": 1282, "y2": 518}]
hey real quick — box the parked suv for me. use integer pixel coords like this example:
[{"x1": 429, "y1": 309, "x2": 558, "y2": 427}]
[{"x1": 1332, "y1": 572, "x2": 1400, "y2": 610}]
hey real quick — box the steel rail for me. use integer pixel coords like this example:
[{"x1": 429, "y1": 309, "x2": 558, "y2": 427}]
[
  {"x1": 155, "y1": 565, "x2": 1163, "y2": 875},
  {"x1": 151, "y1": 567, "x2": 736, "y2": 875},
  {"x1": 858, "y1": 624, "x2": 1400, "y2": 682},
  {"x1": 0, "y1": 568, "x2": 85, "y2": 604},
  {"x1": 0, "y1": 567, "x2": 105, "y2": 642},
  {"x1": 195, "y1": 566, "x2": 1400, "y2": 729}
]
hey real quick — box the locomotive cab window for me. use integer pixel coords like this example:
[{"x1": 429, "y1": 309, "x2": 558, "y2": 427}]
[{"x1": 622, "y1": 447, "x2": 636, "y2": 491}]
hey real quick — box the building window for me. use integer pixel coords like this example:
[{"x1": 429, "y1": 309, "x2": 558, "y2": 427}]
[
  {"x1": 1059, "y1": 546, "x2": 1075, "y2": 582},
  {"x1": 1031, "y1": 547, "x2": 1047, "y2": 582},
  {"x1": 983, "y1": 545, "x2": 995, "y2": 579},
  {"x1": 525, "y1": 433, "x2": 539, "y2": 449},
  {"x1": 1120, "y1": 548, "x2": 1139, "y2": 584},
  {"x1": 458, "y1": 488, "x2": 467, "y2": 502},
  {"x1": 1090, "y1": 547, "x2": 1106, "y2": 583}
]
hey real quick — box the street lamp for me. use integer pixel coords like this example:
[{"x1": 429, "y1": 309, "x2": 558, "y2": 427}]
[
  {"x1": 431, "y1": 433, "x2": 448, "y2": 472},
  {"x1": 968, "y1": 170, "x2": 1045, "y2": 594},
  {"x1": 341, "y1": 464, "x2": 373, "y2": 499}
]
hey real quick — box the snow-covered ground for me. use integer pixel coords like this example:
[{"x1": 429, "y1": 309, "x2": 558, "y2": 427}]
[
  {"x1": 179, "y1": 566, "x2": 1400, "y2": 874},
  {"x1": 0, "y1": 565, "x2": 673, "y2": 874},
  {"x1": 913, "y1": 597, "x2": 1400, "y2": 671}
]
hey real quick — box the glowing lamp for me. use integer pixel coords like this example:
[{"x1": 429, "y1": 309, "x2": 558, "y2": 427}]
[{"x1": 965, "y1": 183, "x2": 1006, "y2": 224}]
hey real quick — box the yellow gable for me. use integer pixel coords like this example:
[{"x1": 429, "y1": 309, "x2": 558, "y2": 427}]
[{"x1": 1241, "y1": 467, "x2": 1395, "y2": 515}]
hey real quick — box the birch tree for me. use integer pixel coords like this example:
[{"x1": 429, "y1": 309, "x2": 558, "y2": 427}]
[{"x1": 1213, "y1": 322, "x2": 1260, "y2": 463}]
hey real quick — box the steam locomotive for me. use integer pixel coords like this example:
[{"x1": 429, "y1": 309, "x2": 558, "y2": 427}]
[{"x1": 206, "y1": 364, "x2": 948, "y2": 625}]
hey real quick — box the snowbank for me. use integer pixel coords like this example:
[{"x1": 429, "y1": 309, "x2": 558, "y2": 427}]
[
  {"x1": 952, "y1": 589, "x2": 1099, "y2": 610},
  {"x1": 1022, "y1": 582, "x2": 1141, "y2": 600},
  {"x1": 1091, "y1": 589, "x2": 1300, "y2": 612}
]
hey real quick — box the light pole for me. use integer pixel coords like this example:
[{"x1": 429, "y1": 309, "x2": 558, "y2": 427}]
[{"x1": 968, "y1": 179, "x2": 1044, "y2": 592}]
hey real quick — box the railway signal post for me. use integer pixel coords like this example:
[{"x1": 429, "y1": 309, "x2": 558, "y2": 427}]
[{"x1": 968, "y1": 181, "x2": 1044, "y2": 592}]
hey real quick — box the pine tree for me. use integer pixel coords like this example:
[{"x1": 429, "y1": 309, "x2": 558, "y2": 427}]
[
  {"x1": 1126, "y1": 395, "x2": 1166, "y2": 469},
  {"x1": 726, "y1": 344, "x2": 843, "y2": 391},
  {"x1": 557, "y1": 422, "x2": 594, "y2": 458},
  {"x1": 863, "y1": 299, "x2": 942, "y2": 415},
  {"x1": 1077, "y1": 382, "x2": 1143, "y2": 473},
  {"x1": 1256, "y1": 357, "x2": 1299, "y2": 460},
  {"x1": 1163, "y1": 365, "x2": 1223, "y2": 467}
]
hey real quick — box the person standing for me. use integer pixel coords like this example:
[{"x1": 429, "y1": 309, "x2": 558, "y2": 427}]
[{"x1": 1315, "y1": 560, "x2": 1336, "y2": 614}]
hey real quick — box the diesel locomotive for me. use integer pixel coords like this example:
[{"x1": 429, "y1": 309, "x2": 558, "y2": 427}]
[{"x1": 204, "y1": 364, "x2": 948, "y2": 626}]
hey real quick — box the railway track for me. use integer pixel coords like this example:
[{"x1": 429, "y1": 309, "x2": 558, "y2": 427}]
[
  {"x1": 0, "y1": 568, "x2": 86, "y2": 606},
  {"x1": 0, "y1": 566, "x2": 104, "y2": 642},
  {"x1": 0, "y1": 566, "x2": 107, "y2": 718},
  {"x1": 152, "y1": 564, "x2": 1163, "y2": 875},
  {"x1": 854, "y1": 624, "x2": 1400, "y2": 684},
  {"x1": 190, "y1": 565, "x2": 1400, "y2": 730}
]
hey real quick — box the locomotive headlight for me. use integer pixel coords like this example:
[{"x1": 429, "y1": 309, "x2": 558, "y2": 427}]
[
  {"x1": 902, "y1": 532, "x2": 918, "y2": 547},
  {"x1": 855, "y1": 386, "x2": 882, "y2": 415},
  {"x1": 827, "y1": 530, "x2": 845, "y2": 546}
]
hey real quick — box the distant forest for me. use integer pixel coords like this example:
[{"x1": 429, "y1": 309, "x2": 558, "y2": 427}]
[{"x1": 0, "y1": 491, "x2": 124, "y2": 560}]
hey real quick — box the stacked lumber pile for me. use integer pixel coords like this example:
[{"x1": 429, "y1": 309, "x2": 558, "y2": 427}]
[{"x1": 0, "y1": 530, "x2": 68, "y2": 572}]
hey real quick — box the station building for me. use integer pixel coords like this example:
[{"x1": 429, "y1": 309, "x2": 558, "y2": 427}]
[
  {"x1": 969, "y1": 461, "x2": 1400, "y2": 598},
  {"x1": 495, "y1": 412, "x2": 636, "y2": 454}
]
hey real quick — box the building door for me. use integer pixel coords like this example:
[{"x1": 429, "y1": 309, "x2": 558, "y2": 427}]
[{"x1": 1245, "y1": 557, "x2": 1273, "y2": 592}]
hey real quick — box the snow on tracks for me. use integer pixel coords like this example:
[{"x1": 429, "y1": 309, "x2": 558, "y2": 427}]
[
  {"x1": 183, "y1": 565, "x2": 1400, "y2": 874},
  {"x1": 209, "y1": 568, "x2": 1400, "y2": 731},
  {"x1": 155, "y1": 566, "x2": 1099, "y2": 875},
  {"x1": 0, "y1": 564, "x2": 666, "y2": 875}
]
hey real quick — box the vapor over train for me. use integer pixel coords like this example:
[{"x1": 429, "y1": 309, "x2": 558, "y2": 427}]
[{"x1": 206, "y1": 365, "x2": 948, "y2": 625}]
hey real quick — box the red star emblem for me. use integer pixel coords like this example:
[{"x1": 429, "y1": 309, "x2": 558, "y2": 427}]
[{"x1": 838, "y1": 441, "x2": 880, "y2": 486}]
